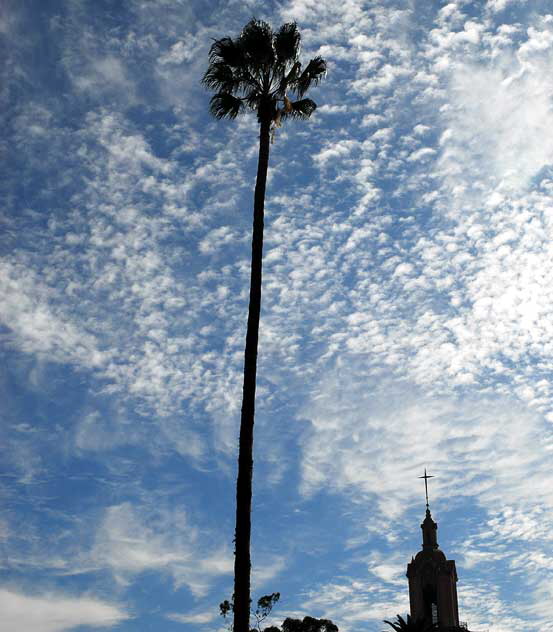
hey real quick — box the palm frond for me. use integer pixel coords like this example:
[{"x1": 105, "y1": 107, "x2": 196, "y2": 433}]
[
  {"x1": 234, "y1": 67, "x2": 264, "y2": 95},
  {"x1": 274, "y1": 22, "x2": 300, "y2": 63},
  {"x1": 239, "y1": 19, "x2": 275, "y2": 67},
  {"x1": 383, "y1": 614, "x2": 436, "y2": 632},
  {"x1": 383, "y1": 614, "x2": 408, "y2": 631},
  {"x1": 209, "y1": 92, "x2": 244, "y2": 119},
  {"x1": 208, "y1": 36, "x2": 244, "y2": 67},
  {"x1": 244, "y1": 88, "x2": 262, "y2": 111},
  {"x1": 281, "y1": 97, "x2": 317, "y2": 120},
  {"x1": 274, "y1": 60, "x2": 300, "y2": 97},
  {"x1": 203, "y1": 61, "x2": 262, "y2": 98},
  {"x1": 202, "y1": 61, "x2": 238, "y2": 92},
  {"x1": 294, "y1": 56, "x2": 327, "y2": 97}
]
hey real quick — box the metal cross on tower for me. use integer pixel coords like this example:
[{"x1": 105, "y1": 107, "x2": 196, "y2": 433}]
[{"x1": 418, "y1": 468, "x2": 434, "y2": 509}]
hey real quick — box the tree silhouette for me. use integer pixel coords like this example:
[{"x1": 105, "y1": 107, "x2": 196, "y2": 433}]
[
  {"x1": 203, "y1": 19, "x2": 326, "y2": 632},
  {"x1": 383, "y1": 614, "x2": 437, "y2": 632},
  {"x1": 282, "y1": 616, "x2": 339, "y2": 632},
  {"x1": 220, "y1": 594, "x2": 338, "y2": 632}
]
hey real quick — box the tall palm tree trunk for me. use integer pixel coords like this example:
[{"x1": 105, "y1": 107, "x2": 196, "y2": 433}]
[{"x1": 233, "y1": 117, "x2": 271, "y2": 632}]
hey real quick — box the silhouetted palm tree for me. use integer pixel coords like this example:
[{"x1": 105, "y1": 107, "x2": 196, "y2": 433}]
[
  {"x1": 383, "y1": 614, "x2": 437, "y2": 632},
  {"x1": 202, "y1": 19, "x2": 326, "y2": 632}
]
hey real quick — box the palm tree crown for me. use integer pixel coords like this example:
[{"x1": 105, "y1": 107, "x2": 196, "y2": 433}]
[
  {"x1": 202, "y1": 19, "x2": 326, "y2": 124},
  {"x1": 383, "y1": 614, "x2": 438, "y2": 632}
]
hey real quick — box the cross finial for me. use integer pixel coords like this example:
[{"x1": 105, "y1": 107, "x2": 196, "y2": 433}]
[{"x1": 418, "y1": 468, "x2": 434, "y2": 509}]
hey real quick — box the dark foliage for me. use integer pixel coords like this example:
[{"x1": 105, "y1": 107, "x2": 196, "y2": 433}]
[
  {"x1": 220, "y1": 593, "x2": 338, "y2": 632},
  {"x1": 282, "y1": 616, "x2": 339, "y2": 632},
  {"x1": 383, "y1": 614, "x2": 438, "y2": 632}
]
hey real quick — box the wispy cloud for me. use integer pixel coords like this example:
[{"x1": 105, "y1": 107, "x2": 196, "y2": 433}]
[
  {"x1": 0, "y1": 588, "x2": 129, "y2": 632},
  {"x1": 91, "y1": 502, "x2": 233, "y2": 595}
]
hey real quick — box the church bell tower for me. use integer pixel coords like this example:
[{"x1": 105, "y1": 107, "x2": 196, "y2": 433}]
[{"x1": 406, "y1": 470, "x2": 464, "y2": 631}]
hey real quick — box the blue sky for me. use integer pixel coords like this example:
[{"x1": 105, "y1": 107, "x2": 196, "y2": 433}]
[{"x1": 2, "y1": 0, "x2": 553, "y2": 630}]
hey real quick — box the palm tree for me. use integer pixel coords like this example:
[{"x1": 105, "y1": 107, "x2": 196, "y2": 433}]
[
  {"x1": 383, "y1": 614, "x2": 437, "y2": 632},
  {"x1": 202, "y1": 19, "x2": 326, "y2": 632}
]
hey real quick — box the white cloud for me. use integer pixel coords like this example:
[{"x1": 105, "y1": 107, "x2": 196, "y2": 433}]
[
  {"x1": 428, "y1": 15, "x2": 553, "y2": 193},
  {"x1": 74, "y1": 56, "x2": 135, "y2": 98},
  {"x1": 0, "y1": 260, "x2": 106, "y2": 368},
  {"x1": 0, "y1": 588, "x2": 129, "y2": 632},
  {"x1": 407, "y1": 147, "x2": 436, "y2": 162},
  {"x1": 486, "y1": 0, "x2": 514, "y2": 12},
  {"x1": 317, "y1": 104, "x2": 349, "y2": 114},
  {"x1": 166, "y1": 610, "x2": 217, "y2": 624},
  {"x1": 366, "y1": 552, "x2": 406, "y2": 586},
  {"x1": 442, "y1": 62, "x2": 553, "y2": 191},
  {"x1": 92, "y1": 502, "x2": 233, "y2": 596},
  {"x1": 74, "y1": 411, "x2": 141, "y2": 452},
  {"x1": 313, "y1": 139, "x2": 359, "y2": 166},
  {"x1": 158, "y1": 38, "x2": 199, "y2": 65},
  {"x1": 300, "y1": 374, "x2": 553, "y2": 520},
  {"x1": 93, "y1": 111, "x2": 172, "y2": 174},
  {"x1": 298, "y1": 575, "x2": 409, "y2": 632},
  {"x1": 198, "y1": 226, "x2": 244, "y2": 255},
  {"x1": 252, "y1": 555, "x2": 287, "y2": 591}
]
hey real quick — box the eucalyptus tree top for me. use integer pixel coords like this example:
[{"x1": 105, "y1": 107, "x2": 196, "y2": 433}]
[{"x1": 202, "y1": 19, "x2": 327, "y2": 124}]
